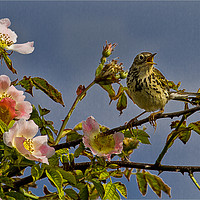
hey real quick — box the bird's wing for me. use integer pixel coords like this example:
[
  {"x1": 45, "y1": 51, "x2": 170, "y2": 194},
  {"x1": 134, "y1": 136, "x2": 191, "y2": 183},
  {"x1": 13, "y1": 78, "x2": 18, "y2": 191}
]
[{"x1": 153, "y1": 67, "x2": 169, "y2": 90}]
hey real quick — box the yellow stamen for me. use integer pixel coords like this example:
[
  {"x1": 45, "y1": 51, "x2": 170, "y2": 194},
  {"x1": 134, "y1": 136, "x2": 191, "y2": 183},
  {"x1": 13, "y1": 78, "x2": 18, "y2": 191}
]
[{"x1": 23, "y1": 139, "x2": 34, "y2": 153}]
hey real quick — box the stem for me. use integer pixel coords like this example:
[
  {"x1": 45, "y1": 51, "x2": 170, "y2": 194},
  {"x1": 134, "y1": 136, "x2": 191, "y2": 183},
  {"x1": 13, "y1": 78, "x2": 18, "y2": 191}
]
[
  {"x1": 189, "y1": 172, "x2": 200, "y2": 191},
  {"x1": 155, "y1": 111, "x2": 194, "y2": 166},
  {"x1": 54, "y1": 80, "x2": 96, "y2": 145}
]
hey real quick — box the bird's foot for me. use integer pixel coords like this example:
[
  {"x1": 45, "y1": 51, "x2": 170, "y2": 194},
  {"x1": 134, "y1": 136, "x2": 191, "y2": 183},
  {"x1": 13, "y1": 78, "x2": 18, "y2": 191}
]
[
  {"x1": 127, "y1": 111, "x2": 147, "y2": 127},
  {"x1": 149, "y1": 110, "x2": 164, "y2": 131}
]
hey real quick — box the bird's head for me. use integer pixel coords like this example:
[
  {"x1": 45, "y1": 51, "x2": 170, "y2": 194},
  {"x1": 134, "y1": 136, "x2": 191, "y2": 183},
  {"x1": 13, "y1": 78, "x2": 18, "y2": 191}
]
[{"x1": 132, "y1": 52, "x2": 157, "y2": 70}]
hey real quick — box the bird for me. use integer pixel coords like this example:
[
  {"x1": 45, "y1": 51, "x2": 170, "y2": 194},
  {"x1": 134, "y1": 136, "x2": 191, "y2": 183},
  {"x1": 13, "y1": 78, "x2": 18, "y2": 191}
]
[{"x1": 126, "y1": 52, "x2": 200, "y2": 121}]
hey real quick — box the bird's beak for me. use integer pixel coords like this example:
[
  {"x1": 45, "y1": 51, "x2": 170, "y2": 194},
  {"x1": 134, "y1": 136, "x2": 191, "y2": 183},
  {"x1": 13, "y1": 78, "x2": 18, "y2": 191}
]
[{"x1": 146, "y1": 53, "x2": 157, "y2": 65}]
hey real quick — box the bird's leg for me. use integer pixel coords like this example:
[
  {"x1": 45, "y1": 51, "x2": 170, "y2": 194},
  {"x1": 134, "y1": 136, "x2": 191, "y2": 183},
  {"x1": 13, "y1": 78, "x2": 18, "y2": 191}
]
[
  {"x1": 127, "y1": 111, "x2": 147, "y2": 126},
  {"x1": 149, "y1": 109, "x2": 164, "y2": 129}
]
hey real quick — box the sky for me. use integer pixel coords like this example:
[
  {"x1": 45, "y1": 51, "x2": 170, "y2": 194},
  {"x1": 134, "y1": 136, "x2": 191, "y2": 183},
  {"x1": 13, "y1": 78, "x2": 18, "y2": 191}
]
[{"x1": 1, "y1": 1, "x2": 200, "y2": 199}]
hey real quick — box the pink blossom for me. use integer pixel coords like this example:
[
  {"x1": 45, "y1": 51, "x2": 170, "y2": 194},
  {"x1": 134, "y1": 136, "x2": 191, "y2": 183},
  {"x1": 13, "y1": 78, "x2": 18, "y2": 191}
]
[
  {"x1": 0, "y1": 75, "x2": 32, "y2": 124},
  {"x1": 82, "y1": 116, "x2": 124, "y2": 161},
  {"x1": 0, "y1": 18, "x2": 34, "y2": 54},
  {"x1": 3, "y1": 119, "x2": 55, "y2": 164}
]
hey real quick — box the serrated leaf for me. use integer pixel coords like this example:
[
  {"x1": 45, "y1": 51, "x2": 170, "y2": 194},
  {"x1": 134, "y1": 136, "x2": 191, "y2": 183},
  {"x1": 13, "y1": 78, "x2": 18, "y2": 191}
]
[
  {"x1": 110, "y1": 170, "x2": 123, "y2": 178},
  {"x1": 103, "y1": 182, "x2": 120, "y2": 200},
  {"x1": 31, "y1": 164, "x2": 45, "y2": 182},
  {"x1": 99, "y1": 171, "x2": 110, "y2": 180},
  {"x1": 92, "y1": 179, "x2": 105, "y2": 199},
  {"x1": 29, "y1": 105, "x2": 43, "y2": 128},
  {"x1": 74, "y1": 142, "x2": 85, "y2": 158},
  {"x1": 45, "y1": 169, "x2": 65, "y2": 200},
  {"x1": 124, "y1": 168, "x2": 132, "y2": 181},
  {"x1": 79, "y1": 185, "x2": 89, "y2": 200},
  {"x1": 189, "y1": 121, "x2": 200, "y2": 134},
  {"x1": 32, "y1": 77, "x2": 64, "y2": 106},
  {"x1": 114, "y1": 182, "x2": 127, "y2": 198},
  {"x1": 57, "y1": 168, "x2": 76, "y2": 185},
  {"x1": 178, "y1": 127, "x2": 191, "y2": 144},
  {"x1": 65, "y1": 188, "x2": 79, "y2": 200},
  {"x1": 0, "y1": 119, "x2": 8, "y2": 134},
  {"x1": 136, "y1": 171, "x2": 147, "y2": 196},
  {"x1": 1, "y1": 51, "x2": 17, "y2": 74},
  {"x1": 74, "y1": 122, "x2": 82, "y2": 131},
  {"x1": 38, "y1": 105, "x2": 50, "y2": 116},
  {"x1": 18, "y1": 76, "x2": 33, "y2": 95},
  {"x1": 145, "y1": 171, "x2": 171, "y2": 198},
  {"x1": 108, "y1": 164, "x2": 119, "y2": 169},
  {"x1": 99, "y1": 83, "x2": 115, "y2": 99},
  {"x1": 117, "y1": 91, "x2": 127, "y2": 114}
]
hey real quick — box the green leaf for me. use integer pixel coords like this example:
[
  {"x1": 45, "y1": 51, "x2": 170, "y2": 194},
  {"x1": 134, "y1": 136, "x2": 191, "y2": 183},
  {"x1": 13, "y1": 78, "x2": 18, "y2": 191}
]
[
  {"x1": 74, "y1": 142, "x2": 85, "y2": 158},
  {"x1": 178, "y1": 127, "x2": 191, "y2": 144},
  {"x1": 103, "y1": 182, "x2": 120, "y2": 200},
  {"x1": 0, "y1": 119, "x2": 8, "y2": 134},
  {"x1": 29, "y1": 105, "x2": 43, "y2": 128},
  {"x1": 134, "y1": 129, "x2": 151, "y2": 144},
  {"x1": 38, "y1": 105, "x2": 50, "y2": 116},
  {"x1": 145, "y1": 171, "x2": 171, "y2": 198},
  {"x1": 79, "y1": 185, "x2": 89, "y2": 200},
  {"x1": 17, "y1": 76, "x2": 33, "y2": 95},
  {"x1": 32, "y1": 77, "x2": 64, "y2": 106},
  {"x1": 110, "y1": 170, "x2": 123, "y2": 178},
  {"x1": 65, "y1": 188, "x2": 79, "y2": 200},
  {"x1": 117, "y1": 91, "x2": 127, "y2": 114},
  {"x1": 18, "y1": 76, "x2": 65, "y2": 106},
  {"x1": 95, "y1": 63, "x2": 104, "y2": 77},
  {"x1": 114, "y1": 182, "x2": 127, "y2": 198},
  {"x1": 5, "y1": 191, "x2": 27, "y2": 200},
  {"x1": 57, "y1": 168, "x2": 76, "y2": 185},
  {"x1": 99, "y1": 171, "x2": 110, "y2": 180},
  {"x1": 99, "y1": 83, "x2": 115, "y2": 99},
  {"x1": 45, "y1": 169, "x2": 65, "y2": 200},
  {"x1": 1, "y1": 51, "x2": 17, "y2": 74},
  {"x1": 92, "y1": 179, "x2": 105, "y2": 199},
  {"x1": 189, "y1": 121, "x2": 200, "y2": 134},
  {"x1": 31, "y1": 164, "x2": 45, "y2": 182},
  {"x1": 136, "y1": 171, "x2": 147, "y2": 196}
]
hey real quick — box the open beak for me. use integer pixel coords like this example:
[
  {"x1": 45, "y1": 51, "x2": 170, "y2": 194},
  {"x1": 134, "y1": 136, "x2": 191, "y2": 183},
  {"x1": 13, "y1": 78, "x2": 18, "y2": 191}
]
[{"x1": 146, "y1": 53, "x2": 157, "y2": 65}]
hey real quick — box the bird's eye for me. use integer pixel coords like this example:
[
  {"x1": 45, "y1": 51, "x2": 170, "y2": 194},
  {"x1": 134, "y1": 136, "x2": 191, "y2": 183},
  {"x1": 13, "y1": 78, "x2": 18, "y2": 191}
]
[{"x1": 138, "y1": 54, "x2": 144, "y2": 60}]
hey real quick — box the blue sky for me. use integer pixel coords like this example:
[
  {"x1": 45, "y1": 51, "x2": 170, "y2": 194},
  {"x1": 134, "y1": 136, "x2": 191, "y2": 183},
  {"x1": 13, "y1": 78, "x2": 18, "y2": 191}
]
[{"x1": 1, "y1": 1, "x2": 200, "y2": 199}]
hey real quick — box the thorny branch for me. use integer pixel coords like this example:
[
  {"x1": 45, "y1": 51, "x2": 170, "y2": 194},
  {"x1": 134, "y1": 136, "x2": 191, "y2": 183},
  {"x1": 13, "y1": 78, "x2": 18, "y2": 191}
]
[
  {"x1": 4, "y1": 161, "x2": 200, "y2": 191},
  {"x1": 54, "y1": 105, "x2": 200, "y2": 150}
]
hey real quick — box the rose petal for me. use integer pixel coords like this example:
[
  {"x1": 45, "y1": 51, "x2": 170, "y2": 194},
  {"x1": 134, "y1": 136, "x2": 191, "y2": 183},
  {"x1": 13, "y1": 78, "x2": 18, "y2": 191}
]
[
  {"x1": 3, "y1": 122, "x2": 19, "y2": 147},
  {"x1": 15, "y1": 101, "x2": 32, "y2": 119},
  {"x1": 0, "y1": 18, "x2": 11, "y2": 27},
  {"x1": 14, "y1": 136, "x2": 32, "y2": 158},
  {"x1": 32, "y1": 136, "x2": 55, "y2": 158},
  {"x1": 7, "y1": 85, "x2": 25, "y2": 102},
  {"x1": 16, "y1": 119, "x2": 38, "y2": 139},
  {"x1": 7, "y1": 41, "x2": 34, "y2": 54},
  {"x1": 0, "y1": 75, "x2": 11, "y2": 93},
  {"x1": 82, "y1": 116, "x2": 100, "y2": 136}
]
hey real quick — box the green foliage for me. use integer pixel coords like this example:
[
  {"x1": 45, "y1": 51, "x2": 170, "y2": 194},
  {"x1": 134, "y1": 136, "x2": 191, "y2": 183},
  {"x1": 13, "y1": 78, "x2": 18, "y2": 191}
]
[
  {"x1": 103, "y1": 182, "x2": 120, "y2": 200},
  {"x1": 136, "y1": 170, "x2": 171, "y2": 198},
  {"x1": 0, "y1": 49, "x2": 17, "y2": 74},
  {"x1": 46, "y1": 169, "x2": 65, "y2": 200},
  {"x1": 30, "y1": 105, "x2": 57, "y2": 144},
  {"x1": 17, "y1": 76, "x2": 64, "y2": 106}
]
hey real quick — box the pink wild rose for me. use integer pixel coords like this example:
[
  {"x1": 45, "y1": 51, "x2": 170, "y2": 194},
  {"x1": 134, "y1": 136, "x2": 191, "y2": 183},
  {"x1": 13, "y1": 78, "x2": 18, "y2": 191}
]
[
  {"x1": 0, "y1": 18, "x2": 34, "y2": 54},
  {"x1": 0, "y1": 75, "x2": 32, "y2": 124},
  {"x1": 3, "y1": 119, "x2": 55, "y2": 164},
  {"x1": 82, "y1": 116, "x2": 124, "y2": 161}
]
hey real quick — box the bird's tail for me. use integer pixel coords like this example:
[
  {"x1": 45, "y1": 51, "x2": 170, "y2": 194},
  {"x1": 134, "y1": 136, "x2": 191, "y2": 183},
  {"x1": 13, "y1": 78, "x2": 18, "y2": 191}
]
[{"x1": 169, "y1": 91, "x2": 200, "y2": 105}]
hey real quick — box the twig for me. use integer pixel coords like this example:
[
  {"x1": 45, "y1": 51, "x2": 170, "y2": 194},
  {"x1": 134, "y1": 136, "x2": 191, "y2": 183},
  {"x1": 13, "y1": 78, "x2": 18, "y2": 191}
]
[
  {"x1": 189, "y1": 172, "x2": 200, "y2": 191},
  {"x1": 53, "y1": 106, "x2": 200, "y2": 150},
  {"x1": 5, "y1": 161, "x2": 200, "y2": 191},
  {"x1": 54, "y1": 81, "x2": 96, "y2": 145}
]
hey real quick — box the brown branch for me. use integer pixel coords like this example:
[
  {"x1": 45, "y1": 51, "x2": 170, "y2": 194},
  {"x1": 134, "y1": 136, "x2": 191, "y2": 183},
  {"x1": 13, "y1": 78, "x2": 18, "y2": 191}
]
[
  {"x1": 53, "y1": 106, "x2": 200, "y2": 150},
  {"x1": 4, "y1": 161, "x2": 200, "y2": 192}
]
